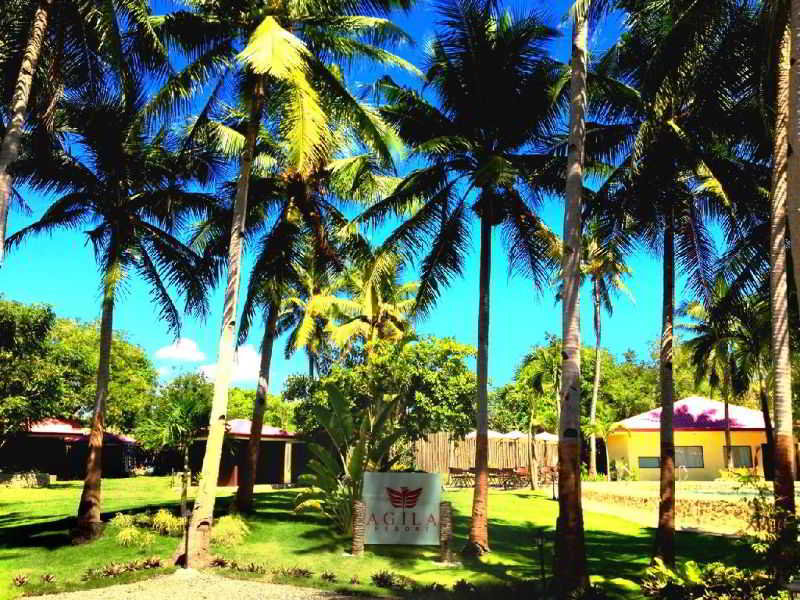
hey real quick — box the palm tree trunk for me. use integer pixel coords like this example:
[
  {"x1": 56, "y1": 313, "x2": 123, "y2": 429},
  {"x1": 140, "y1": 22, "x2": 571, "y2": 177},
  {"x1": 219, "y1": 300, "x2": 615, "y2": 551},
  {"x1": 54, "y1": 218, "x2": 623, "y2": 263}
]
[
  {"x1": 181, "y1": 445, "x2": 189, "y2": 518},
  {"x1": 759, "y1": 378, "x2": 775, "y2": 478},
  {"x1": 528, "y1": 397, "x2": 537, "y2": 490},
  {"x1": 770, "y1": 29, "x2": 796, "y2": 565},
  {"x1": 308, "y1": 352, "x2": 315, "y2": 380},
  {"x1": 235, "y1": 304, "x2": 277, "y2": 513},
  {"x1": 589, "y1": 278, "x2": 602, "y2": 478},
  {"x1": 787, "y1": 0, "x2": 800, "y2": 326},
  {"x1": 654, "y1": 207, "x2": 675, "y2": 566},
  {"x1": 178, "y1": 83, "x2": 264, "y2": 568},
  {"x1": 73, "y1": 289, "x2": 114, "y2": 541},
  {"x1": 466, "y1": 207, "x2": 491, "y2": 556},
  {"x1": 723, "y1": 363, "x2": 733, "y2": 470},
  {"x1": 555, "y1": 6, "x2": 589, "y2": 595},
  {"x1": 0, "y1": 0, "x2": 52, "y2": 267}
]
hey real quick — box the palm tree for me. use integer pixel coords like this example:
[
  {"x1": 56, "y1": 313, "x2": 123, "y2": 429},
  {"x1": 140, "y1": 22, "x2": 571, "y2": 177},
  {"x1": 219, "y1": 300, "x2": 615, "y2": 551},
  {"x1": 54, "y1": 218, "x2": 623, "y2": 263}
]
[
  {"x1": 516, "y1": 338, "x2": 562, "y2": 490},
  {"x1": 0, "y1": 0, "x2": 164, "y2": 265},
  {"x1": 556, "y1": 223, "x2": 632, "y2": 477},
  {"x1": 327, "y1": 249, "x2": 417, "y2": 352},
  {"x1": 586, "y1": 1, "x2": 763, "y2": 564},
  {"x1": 226, "y1": 134, "x2": 399, "y2": 512},
  {"x1": 557, "y1": 0, "x2": 615, "y2": 587},
  {"x1": 6, "y1": 81, "x2": 214, "y2": 540},
  {"x1": 679, "y1": 276, "x2": 736, "y2": 470},
  {"x1": 158, "y1": 0, "x2": 416, "y2": 565},
  {"x1": 135, "y1": 374, "x2": 213, "y2": 520},
  {"x1": 364, "y1": 0, "x2": 562, "y2": 554},
  {"x1": 768, "y1": 25, "x2": 796, "y2": 553}
]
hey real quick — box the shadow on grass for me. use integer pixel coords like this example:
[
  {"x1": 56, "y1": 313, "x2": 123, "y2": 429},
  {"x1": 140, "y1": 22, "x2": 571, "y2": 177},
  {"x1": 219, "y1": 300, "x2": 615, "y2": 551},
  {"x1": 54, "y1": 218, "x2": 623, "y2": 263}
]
[{"x1": 0, "y1": 482, "x2": 758, "y2": 595}]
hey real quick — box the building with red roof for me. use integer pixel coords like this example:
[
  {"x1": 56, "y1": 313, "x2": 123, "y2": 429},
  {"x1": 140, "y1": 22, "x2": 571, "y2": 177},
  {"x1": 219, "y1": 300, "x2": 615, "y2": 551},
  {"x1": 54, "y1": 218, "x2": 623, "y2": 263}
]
[
  {"x1": 178, "y1": 419, "x2": 305, "y2": 487},
  {"x1": 607, "y1": 397, "x2": 769, "y2": 481},
  {"x1": 0, "y1": 418, "x2": 137, "y2": 480}
]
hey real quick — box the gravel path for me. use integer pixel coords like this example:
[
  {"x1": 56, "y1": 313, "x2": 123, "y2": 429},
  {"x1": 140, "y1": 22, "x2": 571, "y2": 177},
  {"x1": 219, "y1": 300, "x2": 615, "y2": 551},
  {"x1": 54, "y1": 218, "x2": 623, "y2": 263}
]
[{"x1": 41, "y1": 569, "x2": 380, "y2": 600}]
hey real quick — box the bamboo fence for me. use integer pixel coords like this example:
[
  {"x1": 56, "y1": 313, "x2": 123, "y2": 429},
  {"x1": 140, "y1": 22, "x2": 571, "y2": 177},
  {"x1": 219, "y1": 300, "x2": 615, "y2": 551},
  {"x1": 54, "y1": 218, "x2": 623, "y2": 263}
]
[{"x1": 413, "y1": 432, "x2": 558, "y2": 474}]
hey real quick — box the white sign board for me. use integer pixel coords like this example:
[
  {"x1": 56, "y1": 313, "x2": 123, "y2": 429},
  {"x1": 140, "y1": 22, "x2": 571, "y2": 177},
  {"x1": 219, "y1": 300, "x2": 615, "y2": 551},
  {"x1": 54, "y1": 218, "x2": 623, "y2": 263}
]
[{"x1": 362, "y1": 472, "x2": 441, "y2": 545}]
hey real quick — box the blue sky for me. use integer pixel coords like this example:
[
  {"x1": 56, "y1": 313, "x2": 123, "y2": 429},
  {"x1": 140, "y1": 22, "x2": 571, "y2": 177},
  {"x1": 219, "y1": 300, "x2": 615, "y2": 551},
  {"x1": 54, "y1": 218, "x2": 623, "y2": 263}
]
[{"x1": 0, "y1": 1, "x2": 690, "y2": 393}]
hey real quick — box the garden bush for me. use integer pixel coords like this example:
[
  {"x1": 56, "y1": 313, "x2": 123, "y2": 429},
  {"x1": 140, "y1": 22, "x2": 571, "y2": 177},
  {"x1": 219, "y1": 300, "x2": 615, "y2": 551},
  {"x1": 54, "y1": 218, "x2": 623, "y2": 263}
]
[
  {"x1": 642, "y1": 558, "x2": 781, "y2": 600},
  {"x1": 210, "y1": 514, "x2": 250, "y2": 546},
  {"x1": 115, "y1": 526, "x2": 155, "y2": 549},
  {"x1": 151, "y1": 508, "x2": 183, "y2": 536},
  {"x1": 110, "y1": 512, "x2": 135, "y2": 529}
]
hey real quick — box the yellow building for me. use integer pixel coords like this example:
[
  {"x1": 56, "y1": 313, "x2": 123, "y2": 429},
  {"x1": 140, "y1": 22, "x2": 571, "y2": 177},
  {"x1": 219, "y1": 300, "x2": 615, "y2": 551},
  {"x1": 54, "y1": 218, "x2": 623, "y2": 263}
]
[{"x1": 607, "y1": 396, "x2": 767, "y2": 481}]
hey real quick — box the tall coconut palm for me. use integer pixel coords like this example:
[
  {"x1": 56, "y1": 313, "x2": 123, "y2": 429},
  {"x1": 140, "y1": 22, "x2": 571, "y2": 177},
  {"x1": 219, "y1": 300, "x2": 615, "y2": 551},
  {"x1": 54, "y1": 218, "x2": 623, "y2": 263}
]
[
  {"x1": 587, "y1": 0, "x2": 763, "y2": 565},
  {"x1": 555, "y1": 223, "x2": 632, "y2": 477},
  {"x1": 5, "y1": 81, "x2": 214, "y2": 540},
  {"x1": 556, "y1": 0, "x2": 615, "y2": 587},
  {"x1": 0, "y1": 0, "x2": 165, "y2": 266},
  {"x1": 225, "y1": 137, "x2": 399, "y2": 513},
  {"x1": 157, "y1": 0, "x2": 416, "y2": 565},
  {"x1": 363, "y1": 0, "x2": 563, "y2": 553},
  {"x1": 769, "y1": 26, "x2": 796, "y2": 552}
]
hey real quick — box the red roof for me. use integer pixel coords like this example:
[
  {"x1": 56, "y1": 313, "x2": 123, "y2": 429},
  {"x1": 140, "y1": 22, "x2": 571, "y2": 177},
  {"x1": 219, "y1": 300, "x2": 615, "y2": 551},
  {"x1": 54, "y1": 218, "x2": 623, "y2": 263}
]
[
  {"x1": 616, "y1": 397, "x2": 765, "y2": 431},
  {"x1": 27, "y1": 418, "x2": 137, "y2": 444},
  {"x1": 226, "y1": 419, "x2": 297, "y2": 439}
]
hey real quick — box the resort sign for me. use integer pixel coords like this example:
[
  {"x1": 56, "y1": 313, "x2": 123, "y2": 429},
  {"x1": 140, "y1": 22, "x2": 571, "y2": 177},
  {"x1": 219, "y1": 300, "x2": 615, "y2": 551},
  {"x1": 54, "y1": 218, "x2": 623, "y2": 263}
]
[{"x1": 362, "y1": 472, "x2": 441, "y2": 545}]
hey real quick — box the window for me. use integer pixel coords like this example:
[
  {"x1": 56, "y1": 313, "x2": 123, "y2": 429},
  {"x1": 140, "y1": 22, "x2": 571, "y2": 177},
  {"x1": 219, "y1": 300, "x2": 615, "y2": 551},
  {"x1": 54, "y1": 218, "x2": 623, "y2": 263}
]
[
  {"x1": 724, "y1": 446, "x2": 753, "y2": 468},
  {"x1": 675, "y1": 446, "x2": 704, "y2": 468},
  {"x1": 638, "y1": 457, "x2": 660, "y2": 469}
]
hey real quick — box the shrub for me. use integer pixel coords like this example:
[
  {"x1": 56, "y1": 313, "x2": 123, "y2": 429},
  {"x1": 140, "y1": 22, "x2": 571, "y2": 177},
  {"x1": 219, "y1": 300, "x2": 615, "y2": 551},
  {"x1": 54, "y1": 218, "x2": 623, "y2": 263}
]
[
  {"x1": 320, "y1": 570, "x2": 337, "y2": 582},
  {"x1": 12, "y1": 574, "x2": 28, "y2": 587},
  {"x1": 349, "y1": 575, "x2": 360, "y2": 585},
  {"x1": 100, "y1": 563, "x2": 127, "y2": 578},
  {"x1": 115, "y1": 526, "x2": 155, "y2": 549},
  {"x1": 110, "y1": 512, "x2": 135, "y2": 529},
  {"x1": 116, "y1": 526, "x2": 145, "y2": 548},
  {"x1": 452, "y1": 579, "x2": 477, "y2": 595},
  {"x1": 40, "y1": 573, "x2": 56, "y2": 584},
  {"x1": 133, "y1": 513, "x2": 153, "y2": 527},
  {"x1": 642, "y1": 558, "x2": 780, "y2": 600},
  {"x1": 210, "y1": 514, "x2": 250, "y2": 546},
  {"x1": 275, "y1": 566, "x2": 313, "y2": 578},
  {"x1": 371, "y1": 570, "x2": 398, "y2": 589},
  {"x1": 244, "y1": 562, "x2": 266, "y2": 574},
  {"x1": 151, "y1": 509, "x2": 183, "y2": 537},
  {"x1": 210, "y1": 557, "x2": 230, "y2": 568}
]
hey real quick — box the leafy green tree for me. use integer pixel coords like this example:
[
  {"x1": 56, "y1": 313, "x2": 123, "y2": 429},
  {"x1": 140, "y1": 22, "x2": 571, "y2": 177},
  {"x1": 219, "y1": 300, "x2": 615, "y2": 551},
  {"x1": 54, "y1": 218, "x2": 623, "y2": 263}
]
[
  {"x1": 6, "y1": 80, "x2": 213, "y2": 540},
  {"x1": 0, "y1": 299, "x2": 63, "y2": 440},
  {"x1": 291, "y1": 336, "x2": 477, "y2": 444},
  {"x1": 50, "y1": 319, "x2": 158, "y2": 433},
  {"x1": 135, "y1": 373, "x2": 212, "y2": 518},
  {"x1": 0, "y1": 299, "x2": 159, "y2": 439},
  {"x1": 366, "y1": 0, "x2": 562, "y2": 554}
]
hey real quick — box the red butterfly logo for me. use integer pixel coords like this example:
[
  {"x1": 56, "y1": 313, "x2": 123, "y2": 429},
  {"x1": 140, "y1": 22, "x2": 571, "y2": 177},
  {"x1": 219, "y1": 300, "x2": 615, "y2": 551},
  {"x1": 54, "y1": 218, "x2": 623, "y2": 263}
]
[{"x1": 386, "y1": 486, "x2": 423, "y2": 509}]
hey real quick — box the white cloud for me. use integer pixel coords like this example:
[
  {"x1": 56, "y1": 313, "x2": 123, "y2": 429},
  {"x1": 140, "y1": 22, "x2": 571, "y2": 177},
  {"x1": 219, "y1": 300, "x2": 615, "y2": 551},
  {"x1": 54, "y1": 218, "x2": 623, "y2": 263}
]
[
  {"x1": 157, "y1": 366, "x2": 171, "y2": 377},
  {"x1": 199, "y1": 345, "x2": 261, "y2": 383},
  {"x1": 155, "y1": 338, "x2": 206, "y2": 362}
]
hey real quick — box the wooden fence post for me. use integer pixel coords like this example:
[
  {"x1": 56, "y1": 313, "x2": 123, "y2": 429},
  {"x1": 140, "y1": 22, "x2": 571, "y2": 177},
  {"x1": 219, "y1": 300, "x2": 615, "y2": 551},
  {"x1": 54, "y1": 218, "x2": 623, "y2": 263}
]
[
  {"x1": 352, "y1": 500, "x2": 366, "y2": 556},
  {"x1": 439, "y1": 501, "x2": 453, "y2": 563}
]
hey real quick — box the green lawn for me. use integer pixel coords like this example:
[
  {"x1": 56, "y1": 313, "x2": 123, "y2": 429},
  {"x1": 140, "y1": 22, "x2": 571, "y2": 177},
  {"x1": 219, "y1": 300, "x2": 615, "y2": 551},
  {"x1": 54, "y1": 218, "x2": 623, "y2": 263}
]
[{"x1": 0, "y1": 477, "x2": 757, "y2": 599}]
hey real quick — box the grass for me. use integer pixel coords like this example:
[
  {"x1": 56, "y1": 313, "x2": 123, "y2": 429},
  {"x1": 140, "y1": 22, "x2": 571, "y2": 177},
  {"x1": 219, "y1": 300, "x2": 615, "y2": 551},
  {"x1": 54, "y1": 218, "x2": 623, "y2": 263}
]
[{"x1": 0, "y1": 477, "x2": 759, "y2": 599}]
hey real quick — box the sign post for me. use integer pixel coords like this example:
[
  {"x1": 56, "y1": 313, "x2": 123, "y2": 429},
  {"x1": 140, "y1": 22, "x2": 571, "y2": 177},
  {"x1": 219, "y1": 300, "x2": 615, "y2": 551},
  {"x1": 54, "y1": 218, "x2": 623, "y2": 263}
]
[{"x1": 362, "y1": 472, "x2": 441, "y2": 546}]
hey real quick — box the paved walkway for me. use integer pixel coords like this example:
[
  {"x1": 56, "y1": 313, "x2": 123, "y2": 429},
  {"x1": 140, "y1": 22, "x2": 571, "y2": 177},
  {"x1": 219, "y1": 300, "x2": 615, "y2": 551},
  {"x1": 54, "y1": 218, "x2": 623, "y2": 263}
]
[{"x1": 44, "y1": 569, "x2": 378, "y2": 600}]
